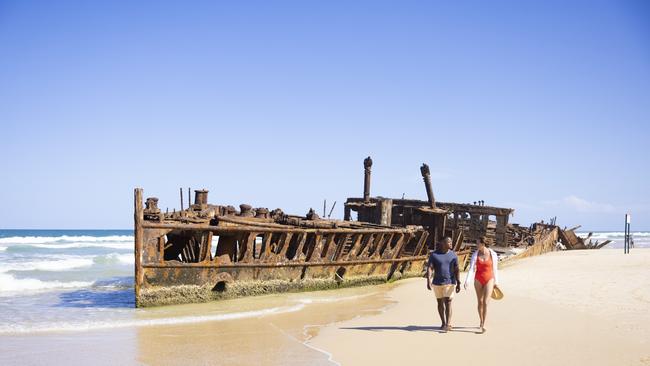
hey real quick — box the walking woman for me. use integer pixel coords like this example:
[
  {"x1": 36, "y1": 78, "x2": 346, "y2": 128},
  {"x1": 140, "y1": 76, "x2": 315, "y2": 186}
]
[{"x1": 464, "y1": 237, "x2": 500, "y2": 333}]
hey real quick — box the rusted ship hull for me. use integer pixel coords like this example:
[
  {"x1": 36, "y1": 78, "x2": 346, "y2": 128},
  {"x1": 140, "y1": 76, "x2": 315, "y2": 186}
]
[{"x1": 134, "y1": 189, "x2": 444, "y2": 307}]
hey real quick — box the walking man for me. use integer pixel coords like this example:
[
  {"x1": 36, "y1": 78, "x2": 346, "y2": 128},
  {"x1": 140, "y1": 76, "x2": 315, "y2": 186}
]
[{"x1": 426, "y1": 237, "x2": 461, "y2": 332}]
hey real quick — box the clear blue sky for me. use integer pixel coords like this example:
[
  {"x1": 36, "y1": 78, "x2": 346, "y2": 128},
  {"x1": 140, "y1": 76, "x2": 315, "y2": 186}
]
[{"x1": 1, "y1": 0, "x2": 648, "y2": 230}]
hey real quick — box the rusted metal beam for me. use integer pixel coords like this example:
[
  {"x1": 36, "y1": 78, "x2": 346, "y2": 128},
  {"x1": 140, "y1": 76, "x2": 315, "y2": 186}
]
[
  {"x1": 390, "y1": 232, "x2": 409, "y2": 259},
  {"x1": 142, "y1": 222, "x2": 413, "y2": 234},
  {"x1": 347, "y1": 197, "x2": 513, "y2": 216},
  {"x1": 134, "y1": 188, "x2": 144, "y2": 300},
  {"x1": 142, "y1": 255, "x2": 428, "y2": 268},
  {"x1": 278, "y1": 232, "x2": 293, "y2": 258},
  {"x1": 412, "y1": 230, "x2": 429, "y2": 256},
  {"x1": 328, "y1": 201, "x2": 337, "y2": 218},
  {"x1": 241, "y1": 232, "x2": 258, "y2": 262}
]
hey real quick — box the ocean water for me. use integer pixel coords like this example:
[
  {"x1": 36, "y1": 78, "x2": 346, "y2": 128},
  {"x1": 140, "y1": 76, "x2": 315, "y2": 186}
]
[
  {"x1": 0, "y1": 230, "x2": 136, "y2": 334},
  {"x1": 0, "y1": 230, "x2": 383, "y2": 337},
  {"x1": 0, "y1": 229, "x2": 647, "y2": 336},
  {"x1": 575, "y1": 231, "x2": 650, "y2": 249}
]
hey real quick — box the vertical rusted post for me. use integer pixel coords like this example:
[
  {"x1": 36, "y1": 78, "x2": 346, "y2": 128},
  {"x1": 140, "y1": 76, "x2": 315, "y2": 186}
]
[
  {"x1": 188, "y1": 187, "x2": 191, "y2": 207},
  {"x1": 134, "y1": 188, "x2": 144, "y2": 306},
  {"x1": 469, "y1": 213, "x2": 480, "y2": 242},
  {"x1": 496, "y1": 214, "x2": 509, "y2": 247},
  {"x1": 377, "y1": 198, "x2": 392, "y2": 226},
  {"x1": 363, "y1": 156, "x2": 372, "y2": 202},
  {"x1": 344, "y1": 205, "x2": 351, "y2": 221},
  {"x1": 180, "y1": 187, "x2": 184, "y2": 211},
  {"x1": 420, "y1": 163, "x2": 436, "y2": 208}
]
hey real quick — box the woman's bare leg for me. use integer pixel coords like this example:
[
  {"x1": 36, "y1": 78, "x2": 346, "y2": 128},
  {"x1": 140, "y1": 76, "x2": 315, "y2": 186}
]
[
  {"x1": 481, "y1": 279, "x2": 495, "y2": 331},
  {"x1": 474, "y1": 280, "x2": 484, "y2": 329}
]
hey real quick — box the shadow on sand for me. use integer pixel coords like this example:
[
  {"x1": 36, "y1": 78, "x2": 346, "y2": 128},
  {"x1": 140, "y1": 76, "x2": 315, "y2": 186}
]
[{"x1": 340, "y1": 325, "x2": 478, "y2": 334}]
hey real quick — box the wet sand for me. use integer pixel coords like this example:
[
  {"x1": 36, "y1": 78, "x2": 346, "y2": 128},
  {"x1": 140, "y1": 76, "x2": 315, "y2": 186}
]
[
  {"x1": 2, "y1": 250, "x2": 648, "y2": 365},
  {"x1": 309, "y1": 249, "x2": 650, "y2": 365}
]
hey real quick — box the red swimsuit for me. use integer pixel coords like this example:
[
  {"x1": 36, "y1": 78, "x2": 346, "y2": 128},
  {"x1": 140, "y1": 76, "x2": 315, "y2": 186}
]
[{"x1": 475, "y1": 252, "x2": 494, "y2": 286}]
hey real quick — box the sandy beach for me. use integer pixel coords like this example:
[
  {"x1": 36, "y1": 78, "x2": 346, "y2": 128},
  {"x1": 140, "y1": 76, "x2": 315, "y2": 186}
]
[
  {"x1": 2, "y1": 249, "x2": 648, "y2": 365},
  {"x1": 310, "y1": 249, "x2": 650, "y2": 365}
]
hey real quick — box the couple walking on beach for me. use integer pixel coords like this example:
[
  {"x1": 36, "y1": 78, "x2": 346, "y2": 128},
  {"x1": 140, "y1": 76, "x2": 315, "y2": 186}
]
[{"x1": 426, "y1": 237, "x2": 499, "y2": 334}]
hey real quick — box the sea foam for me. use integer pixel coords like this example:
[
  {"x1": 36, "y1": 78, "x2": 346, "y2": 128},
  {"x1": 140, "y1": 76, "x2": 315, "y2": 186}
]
[
  {"x1": 93, "y1": 253, "x2": 133, "y2": 265},
  {"x1": 0, "y1": 235, "x2": 133, "y2": 245},
  {"x1": 0, "y1": 257, "x2": 95, "y2": 273},
  {"x1": 0, "y1": 273, "x2": 92, "y2": 296}
]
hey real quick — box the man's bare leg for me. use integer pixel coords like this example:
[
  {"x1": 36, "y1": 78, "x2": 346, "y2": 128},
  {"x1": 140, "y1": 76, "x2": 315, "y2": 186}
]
[
  {"x1": 436, "y1": 298, "x2": 446, "y2": 329},
  {"x1": 444, "y1": 297, "x2": 453, "y2": 331}
]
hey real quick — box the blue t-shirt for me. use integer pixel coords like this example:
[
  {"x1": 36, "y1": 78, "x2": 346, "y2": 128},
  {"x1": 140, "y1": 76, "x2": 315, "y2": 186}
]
[{"x1": 428, "y1": 250, "x2": 458, "y2": 285}]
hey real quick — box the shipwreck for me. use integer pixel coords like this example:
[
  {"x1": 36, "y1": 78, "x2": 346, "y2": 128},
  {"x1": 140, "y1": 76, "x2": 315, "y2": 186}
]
[{"x1": 133, "y1": 157, "x2": 602, "y2": 307}]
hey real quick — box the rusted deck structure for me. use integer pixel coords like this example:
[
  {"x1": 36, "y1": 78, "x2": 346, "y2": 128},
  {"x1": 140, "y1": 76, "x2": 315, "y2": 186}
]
[
  {"x1": 344, "y1": 158, "x2": 515, "y2": 256},
  {"x1": 343, "y1": 157, "x2": 598, "y2": 265},
  {"x1": 134, "y1": 188, "x2": 433, "y2": 307}
]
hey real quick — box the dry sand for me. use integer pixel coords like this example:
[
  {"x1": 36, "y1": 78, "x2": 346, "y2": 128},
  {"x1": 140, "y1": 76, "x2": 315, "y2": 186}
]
[{"x1": 309, "y1": 249, "x2": 650, "y2": 366}]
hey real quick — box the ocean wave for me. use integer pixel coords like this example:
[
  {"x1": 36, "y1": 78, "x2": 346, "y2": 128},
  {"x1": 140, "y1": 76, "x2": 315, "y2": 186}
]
[
  {"x1": 0, "y1": 257, "x2": 94, "y2": 273},
  {"x1": 92, "y1": 276, "x2": 134, "y2": 289},
  {"x1": 3, "y1": 242, "x2": 132, "y2": 252},
  {"x1": 0, "y1": 235, "x2": 133, "y2": 245},
  {"x1": 576, "y1": 232, "x2": 650, "y2": 238},
  {"x1": 0, "y1": 303, "x2": 305, "y2": 334},
  {"x1": 0, "y1": 273, "x2": 93, "y2": 296},
  {"x1": 93, "y1": 253, "x2": 133, "y2": 265},
  {"x1": 0, "y1": 253, "x2": 132, "y2": 275}
]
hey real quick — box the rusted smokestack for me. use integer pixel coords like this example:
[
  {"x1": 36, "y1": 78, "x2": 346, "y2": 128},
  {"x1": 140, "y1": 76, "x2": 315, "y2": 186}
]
[
  {"x1": 363, "y1": 156, "x2": 373, "y2": 202},
  {"x1": 420, "y1": 163, "x2": 436, "y2": 208}
]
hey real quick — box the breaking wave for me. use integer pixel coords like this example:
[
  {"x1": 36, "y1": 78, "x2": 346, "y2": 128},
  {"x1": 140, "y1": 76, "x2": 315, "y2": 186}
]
[
  {"x1": 576, "y1": 232, "x2": 650, "y2": 238},
  {"x1": 0, "y1": 235, "x2": 133, "y2": 253},
  {"x1": 93, "y1": 253, "x2": 133, "y2": 265},
  {"x1": 0, "y1": 253, "x2": 131, "y2": 274},
  {"x1": 0, "y1": 273, "x2": 93, "y2": 296},
  {"x1": 0, "y1": 257, "x2": 95, "y2": 273},
  {"x1": 0, "y1": 235, "x2": 133, "y2": 244},
  {"x1": 6, "y1": 242, "x2": 132, "y2": 250},
  {"x1": 92, "y1": 276, "x2": 133, "y2": 289}
]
